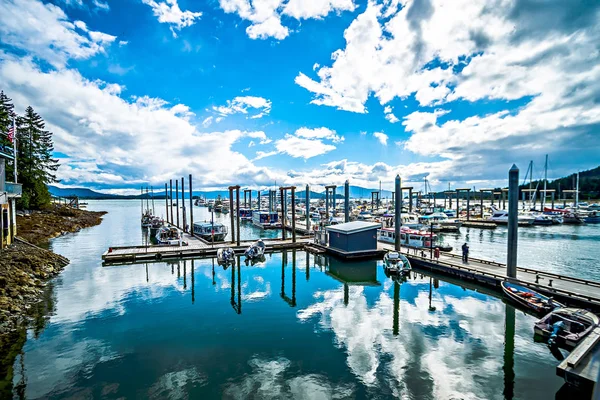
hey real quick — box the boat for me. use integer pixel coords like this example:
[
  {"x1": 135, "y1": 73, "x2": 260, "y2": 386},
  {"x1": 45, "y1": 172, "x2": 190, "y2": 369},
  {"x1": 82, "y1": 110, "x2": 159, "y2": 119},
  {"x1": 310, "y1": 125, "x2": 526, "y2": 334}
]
[
  {"x1": 217, "y1": 248, "x2": 236, "y2": 265},
  {"x1": 244, "y1": 239, "x2": 266, "y2": 259},
  {"x1": 501, "y1": 281, "x2": 563, "y2": 315},
  {"x1": 193, "y1": 222, "x2": 228, "y2": 242},
  {"x1": 377, "y1": 226, "x2": 452, "y2": 252},
  {"x1": 238, "y1": 208, "x2": 253, "y2": 221},
  {"x1": 252, "y1": 210, "x2": 281, "y2": 229},
  {"x1": 383, "y1": 251, "x2": 411, "y2": 275},
  {"x1": 533, "y1": 214, "x2": 553, "y2": 226},
  {"x1": 150, "y1": 217, "x2": 164, "y2": 231},
  {"x1": 534, "y1": 308, "x2": 600, "y2": 349},
  {"x1": 488, "y1": 208, "x2": 535, "y2": 226},
  {"x1": 584, "y1": 211, "x2": 600, "y2": 224},
  {"x1": 155, "y1": 226, "x2": 183, "y2": 245},
  {"x1": 563, "y1": 212, "x2": 585, "y2": 225},
  {"x1": 419, "y1": 212, "x2": 462, "y2": 232},
  {"x1": 141, "y1": 213, "x2": 153, "y2": 228}
]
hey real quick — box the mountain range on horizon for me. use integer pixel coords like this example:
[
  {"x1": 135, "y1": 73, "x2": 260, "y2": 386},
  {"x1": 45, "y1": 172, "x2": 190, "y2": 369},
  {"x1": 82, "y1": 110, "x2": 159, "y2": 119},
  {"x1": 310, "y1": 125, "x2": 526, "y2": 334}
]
[{"x1": 48, "y1": 165, "x2": 600, "y2": 201}]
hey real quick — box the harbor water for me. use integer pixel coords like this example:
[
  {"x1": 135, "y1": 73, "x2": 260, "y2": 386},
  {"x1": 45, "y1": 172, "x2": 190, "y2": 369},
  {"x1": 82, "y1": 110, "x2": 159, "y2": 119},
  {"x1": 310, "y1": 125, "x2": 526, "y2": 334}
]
[{"x1": 4, "y1": 200, "x2": 599, "y2": 399}]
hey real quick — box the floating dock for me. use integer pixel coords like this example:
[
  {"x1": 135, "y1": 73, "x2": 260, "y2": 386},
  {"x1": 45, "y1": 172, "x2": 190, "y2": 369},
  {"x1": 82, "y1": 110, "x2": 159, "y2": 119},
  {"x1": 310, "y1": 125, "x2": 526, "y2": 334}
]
[
  {"x1": 102, "y1": 233, "x2": 309, "y2": 264},
  {"x1": 557, "y1": 326, "x2": 600, "y2": 395}
]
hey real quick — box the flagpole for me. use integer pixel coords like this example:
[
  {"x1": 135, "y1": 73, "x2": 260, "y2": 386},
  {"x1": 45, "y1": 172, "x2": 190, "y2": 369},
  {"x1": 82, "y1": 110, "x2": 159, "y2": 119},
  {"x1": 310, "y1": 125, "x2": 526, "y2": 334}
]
[{"x1": 12, "y1": 117, "x2": 17, "y2": 183}]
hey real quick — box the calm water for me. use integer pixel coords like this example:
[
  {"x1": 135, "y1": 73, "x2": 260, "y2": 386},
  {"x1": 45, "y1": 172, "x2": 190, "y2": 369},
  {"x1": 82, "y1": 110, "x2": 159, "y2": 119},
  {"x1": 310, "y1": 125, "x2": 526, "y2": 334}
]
[{"x1": 6, "y1": 200, "x2": 598, "y2": 399}]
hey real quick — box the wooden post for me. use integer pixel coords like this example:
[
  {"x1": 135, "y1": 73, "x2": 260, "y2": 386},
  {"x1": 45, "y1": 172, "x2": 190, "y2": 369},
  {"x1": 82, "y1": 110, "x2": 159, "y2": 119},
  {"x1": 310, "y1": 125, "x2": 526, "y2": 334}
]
[
  {"x1": 169, "y1": 180, "x2": 174, "y2": 225},
  {"x1": 181, "y1": 177, "x2": 186, "y2": 232},
  {"x1": 480, "y1": 191, "x2": 484, "y2": 218},
  {"x1": 466, "y1": 190, "x2": 471, "y2": 221},
  {"x1": 229, "y1": 187, "x2": 235, "y2": 244},
  {"x1": 395, "y1": 175, "x2": 401, "y2": 251},
  {"x1": 291, "y1": 187, "x2": 296, "y2": 243},
  {"x1": 280, "y1": 188, "x2": 286, "y2": 240},
  {"x1": 409, "y1": 188, "x2": 413, "y2": 213},
  {"x1": 507, "y1": 165, "x2": 519, "y2": 278},
  {"x1": 165, "y1": 183, "x2": 169, "y2": 223},
  {"x1": 306, "y1": 184, "x2": 310, "y2": 232},
  {"x1": 189, "y1": 174, "x2": 194, "y2": 236},
  {"x1": 235, "y1": 187, "x2": 240, "y2": 247},
  {"x1": 175, "y1": 179, "x2": 180, "y2": 228}
]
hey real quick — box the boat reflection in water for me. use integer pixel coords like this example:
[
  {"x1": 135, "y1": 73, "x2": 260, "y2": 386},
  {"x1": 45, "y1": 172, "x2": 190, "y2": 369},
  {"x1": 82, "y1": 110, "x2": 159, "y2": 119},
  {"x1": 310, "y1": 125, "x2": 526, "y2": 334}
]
[{"x1": 10, "y1": 250, "x2": 565, "y2": 399}]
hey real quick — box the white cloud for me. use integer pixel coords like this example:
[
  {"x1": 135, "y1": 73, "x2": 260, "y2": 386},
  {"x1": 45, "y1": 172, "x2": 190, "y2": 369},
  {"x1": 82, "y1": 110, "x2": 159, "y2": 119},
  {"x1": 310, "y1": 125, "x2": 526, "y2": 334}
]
[
  {"x1": 373, "y1": 132, "x2": 388, "y2": 146},
  {"x1": 275, "y1": 135, "x2": 337, "y2": 160},
  {"x1": 295, "y1": 127, "x2": 344, "y2": 143},
  {"x1": 219, "y1": 0, "x2": 356, "y2": 40},
  {"x1": 294, "y1": 0, "x2": 600, "y2": 182},
  {"x1": 202, "y1": 116, "x2": 213, "y2": 127},
  {"x1": 383, "y1": 105, "x2": 399, "y2": 123},
  {"x1": 0, "y1": 0, "x2": 117, "y2": 67},
  {"x1": 141, "y1": 0, "x2": 202, "y2": 37},
  {"x1": 256, "y1": 127, "x2": 342, "y2": 161},
  {"x1": 0, "y1": 53, "x2": 287, "y2": 189},
  {"x1": 212, "y1": 96, "x2": 272, "y2": 119},
  {"x1": 118, "y1": 40, "x2": 128, "y2": 46}
]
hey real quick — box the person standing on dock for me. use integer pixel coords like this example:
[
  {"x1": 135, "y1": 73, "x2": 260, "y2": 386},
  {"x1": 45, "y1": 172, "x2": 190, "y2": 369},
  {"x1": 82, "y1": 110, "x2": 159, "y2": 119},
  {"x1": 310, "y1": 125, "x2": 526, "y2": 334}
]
[{"x1": 462, "y1": 243, "x2": 469, "y2": 263}]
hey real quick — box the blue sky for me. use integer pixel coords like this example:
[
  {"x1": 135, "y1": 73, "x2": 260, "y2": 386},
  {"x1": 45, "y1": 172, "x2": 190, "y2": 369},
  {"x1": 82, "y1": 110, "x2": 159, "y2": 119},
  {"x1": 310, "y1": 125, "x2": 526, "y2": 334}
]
[{"x1": 1, "y1": 0, "x2": 599, "y2": 194}]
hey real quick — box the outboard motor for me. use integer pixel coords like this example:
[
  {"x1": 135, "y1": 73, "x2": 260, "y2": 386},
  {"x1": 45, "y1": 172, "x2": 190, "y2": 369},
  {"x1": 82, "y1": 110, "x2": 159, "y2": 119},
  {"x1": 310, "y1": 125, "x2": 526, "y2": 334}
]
[{"x1": 548, "y1": 321, "x2": 565, "y2": 348}]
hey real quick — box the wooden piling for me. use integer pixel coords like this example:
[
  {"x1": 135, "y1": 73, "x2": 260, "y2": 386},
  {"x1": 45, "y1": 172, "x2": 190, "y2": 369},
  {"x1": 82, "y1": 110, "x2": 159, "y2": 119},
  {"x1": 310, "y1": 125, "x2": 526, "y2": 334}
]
[
  {"x1": 235, "y1": 187, "x2": 240, "y2": 247},
  {"x1": 175, "y1": 179, "x2": 179, "y2": 228},
  {"x1": 181, "y1": 177, "x2": 186, "y2": 232},
  {"x1": 229, "y1": 187, "x2": 235, "y2": 244},
  {"x1": 169, "y1": 179, "x2": 173, "y2": 225},
  {"x1": 291, "y1": 187, "x2": 296, "y2": 243},
  {"x1": 189, "y1": 174, "x2": 194, "y2": 235},
  {"x1": 280, "y1": 187, "x2": 286, "y2": 241},
  {"x1": 165, "y1": 183, "x2": 169, "y2": 224}
]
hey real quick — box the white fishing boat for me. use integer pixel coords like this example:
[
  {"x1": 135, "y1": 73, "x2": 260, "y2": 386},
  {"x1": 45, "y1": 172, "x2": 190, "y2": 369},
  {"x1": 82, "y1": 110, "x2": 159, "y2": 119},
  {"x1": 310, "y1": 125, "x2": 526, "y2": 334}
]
[
  {"x1": 244, "y1": 239, "x2": 266, "y2": 260},
  {"x1": 155, "y1": 226, "x2": 183, "y2": 245},
  {"x1": 217, "y1": 248, "x2": 236, "y2": 265},
  {"x1": 377, "y1": 226, "x2": 452, "y2": 252},
  {"x1": 252, "y1": 211, "x2": 281, "y2": 229},
  {"x1": 419, "y1": 212, "x2": 461, "y2": 232},
  {"x1": 383, "y1": 251, "x2": 411, "y2": 275},
  {"x1": 193, "y1": 222, "x2": 228, "y2": 242},
  {"x1": 238, "y1": 208, "x2": 253, "y2": 221},
  {"x1": 488, "y1": 208, "x2": 535, "y2": 226}
]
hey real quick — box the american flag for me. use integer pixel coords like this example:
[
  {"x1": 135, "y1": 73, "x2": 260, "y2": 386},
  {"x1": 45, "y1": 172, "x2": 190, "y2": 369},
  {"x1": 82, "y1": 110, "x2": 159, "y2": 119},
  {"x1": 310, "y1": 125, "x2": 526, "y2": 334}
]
[{"x1": 7, "y1": 126, "x2": 14, "y2": 143}]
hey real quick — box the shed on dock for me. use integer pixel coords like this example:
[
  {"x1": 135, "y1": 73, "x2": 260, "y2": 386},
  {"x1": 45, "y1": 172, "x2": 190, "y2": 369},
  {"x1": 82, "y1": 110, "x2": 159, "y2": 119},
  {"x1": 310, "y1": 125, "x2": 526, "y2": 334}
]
[{"x1": 326, "y1": 221, "x2": 380, "y2": 253}]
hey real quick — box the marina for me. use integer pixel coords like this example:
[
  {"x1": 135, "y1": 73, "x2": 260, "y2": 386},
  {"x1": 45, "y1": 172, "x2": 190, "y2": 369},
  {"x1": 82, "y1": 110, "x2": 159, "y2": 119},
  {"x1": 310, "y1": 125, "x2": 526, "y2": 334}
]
[{"x1": 96, "y1": 169, "x2": 600, "y2": 398}]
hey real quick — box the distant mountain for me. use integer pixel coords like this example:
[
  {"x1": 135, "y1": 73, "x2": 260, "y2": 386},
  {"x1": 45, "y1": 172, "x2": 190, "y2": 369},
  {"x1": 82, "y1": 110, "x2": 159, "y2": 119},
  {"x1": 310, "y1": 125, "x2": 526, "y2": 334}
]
[{"x1": 49, "y1": 185, "x2": 396, "y2": 200}]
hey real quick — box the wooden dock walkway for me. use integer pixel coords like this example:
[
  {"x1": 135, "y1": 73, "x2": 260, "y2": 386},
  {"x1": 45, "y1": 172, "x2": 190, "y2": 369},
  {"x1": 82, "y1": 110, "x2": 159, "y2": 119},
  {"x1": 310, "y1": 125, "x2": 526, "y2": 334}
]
[
  {"x1": 378, "y1": 243, "x2": 600, "y2": 309},
  {"x1": 102, "y1": 233, "x2": 310, "y2": 264},
  {"x1": 557, "y1": 326, "x2": 600, "y2": 395}
]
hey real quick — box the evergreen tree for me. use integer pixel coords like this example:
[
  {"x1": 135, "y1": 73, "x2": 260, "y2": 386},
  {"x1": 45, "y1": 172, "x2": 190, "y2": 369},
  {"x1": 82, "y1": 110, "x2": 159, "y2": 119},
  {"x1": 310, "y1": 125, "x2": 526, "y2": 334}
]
[
  {"x1": 16, "y1": 106, "x2": 60, "y2": 209},
  {"x1": 0, "y1": 91, "x2": 16, "y2": 177}
]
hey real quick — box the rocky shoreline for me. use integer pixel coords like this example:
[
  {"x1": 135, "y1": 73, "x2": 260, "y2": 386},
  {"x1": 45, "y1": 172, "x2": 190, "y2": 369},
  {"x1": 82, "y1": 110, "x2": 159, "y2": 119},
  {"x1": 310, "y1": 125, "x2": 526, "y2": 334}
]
[{"x1": 0, "y1": 204, "x2": 106, "y2": 390}]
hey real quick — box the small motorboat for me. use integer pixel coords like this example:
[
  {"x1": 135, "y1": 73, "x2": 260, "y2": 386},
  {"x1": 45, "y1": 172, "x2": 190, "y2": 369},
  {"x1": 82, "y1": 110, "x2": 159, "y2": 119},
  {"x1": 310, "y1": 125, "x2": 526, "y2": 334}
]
[
  {"x1": 501, "y1": 281, "x2": 563, "y2": 315},
  {"x1": 155, "y1": 226, "x2": 184, "y2": 246},
  {"x1": 383, "y1": 251, "x2": 412, "y2": 275},
  {"x1": 217, "y1": 248, "x2": 236, "y2": 265},
  {"x1": 244, "y1": 239, "x2": 266, "y2": 260},
  {"x1": 534, "y1": 308, "x2": 599, "y2": 349}
]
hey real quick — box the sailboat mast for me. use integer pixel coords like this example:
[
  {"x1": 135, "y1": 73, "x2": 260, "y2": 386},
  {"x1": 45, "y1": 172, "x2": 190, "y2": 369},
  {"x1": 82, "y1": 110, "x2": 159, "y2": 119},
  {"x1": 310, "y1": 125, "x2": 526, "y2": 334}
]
[
  {"x1": 151, "y1": 186, "x2": 155, "y2": 215},
  {"x1": 576, "y1": 172, "x2": 580, "y2": 208},
  {"x1": 542, "y1": 155, "x2": 548, "y2": 209}
]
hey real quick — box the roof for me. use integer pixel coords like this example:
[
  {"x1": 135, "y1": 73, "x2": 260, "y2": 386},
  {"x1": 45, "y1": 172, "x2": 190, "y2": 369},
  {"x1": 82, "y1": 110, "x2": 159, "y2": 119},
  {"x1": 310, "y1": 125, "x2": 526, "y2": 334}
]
[{"x1": 326, "y1": 221, "x2": 380, "y2": 234}]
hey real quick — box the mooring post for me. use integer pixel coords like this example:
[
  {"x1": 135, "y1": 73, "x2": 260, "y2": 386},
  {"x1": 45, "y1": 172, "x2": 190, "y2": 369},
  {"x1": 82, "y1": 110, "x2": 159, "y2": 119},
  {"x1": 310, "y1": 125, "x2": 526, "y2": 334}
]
[
  {"x1": 408, "y1": 188, "x2": 413, "y2": 213},
  {"x1": 332, "y1": 186, "x2": 337, "y2": 214},
  {"x1": 268, "y1": 190, "x2": 272, "y2": 212},
  {"x1": 170, "y1": 179, "x2": 174, "y2": 225},
  {"x1": 165, "y1": 183, "x2": 169, "y2": 224},
  {"x1": 395, "y1": 175, "x2": 401, "y2": 251},
  {"x1": 280, "y1": 188, "x2": 286, "y2": 240},
  {"x1": 344, "y1": 180, "x2": 350, "y2": 223},
  {"x1": 306, "y1": 184, "x2": 310, "y2": 232},
  {"x1": 456, "y1": 190, "x2": 460, "y2": 218},
  {"x1": 189, "y1": 174, "x2": 194, "y2": 235},
  {"x1": 229, "y1": 187, "x2": 235, "y2": 244},
  {"x1": 507, "y1": 165, "x2": 519, "y2": 278},
  {"x1": 480, "y1": 191, "x2": 484, "y2": 218},
  {"x1": 326, "y1": 189, "x2": 330, "y2": 220},
  {"x1": 503, "y1": 190, "x2": 507, "y2": 210},
  {"x1": 291, "y1": 187, "x2": 296, "y2": 243},
  {"x1": 181, "y1": 177, "x2": 186, "y2": 232},
  {"x1": 235, "y1": 187, "x2": 240, "y2": 247},
  {"x1": 258, "y1": 190, "x2": 261, "y2": 211},
  {"x1": 466, "y1": 189, "x2": 471, "y2": 221},
  {"x1": 175, "y1": 179, "x2": 180, "y2": 228},
  {"x1": 551, "y1": 192, "x2": 555, "y2": 209}
]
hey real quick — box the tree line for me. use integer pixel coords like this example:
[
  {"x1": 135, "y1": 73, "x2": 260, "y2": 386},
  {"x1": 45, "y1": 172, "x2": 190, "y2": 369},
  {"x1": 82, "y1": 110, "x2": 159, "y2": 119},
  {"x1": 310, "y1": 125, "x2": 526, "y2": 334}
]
[{"x1": 0, "y1": 91, "x2": 60, "y2": 209}]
